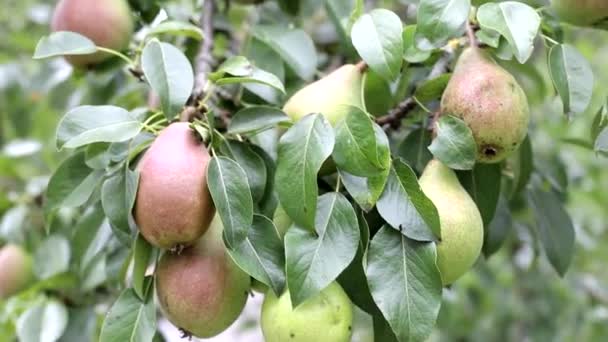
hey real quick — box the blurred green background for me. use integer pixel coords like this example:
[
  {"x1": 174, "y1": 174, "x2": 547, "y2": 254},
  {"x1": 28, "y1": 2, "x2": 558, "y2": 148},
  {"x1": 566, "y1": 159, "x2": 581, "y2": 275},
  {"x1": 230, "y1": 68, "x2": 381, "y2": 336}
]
[{"x1": 1, "y1": 1, "x2": 608, "y2": 341}]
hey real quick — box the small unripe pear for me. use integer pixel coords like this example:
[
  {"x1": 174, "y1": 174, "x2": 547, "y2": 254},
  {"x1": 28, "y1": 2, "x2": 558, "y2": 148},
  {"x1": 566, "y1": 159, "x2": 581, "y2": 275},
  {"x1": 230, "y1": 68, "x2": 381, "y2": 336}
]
[
  {"x1": 134, "y1": 123, "x2": 215, "y2": 249},
  {"x1": 156, "y1": 216, "x2": 250, "y2": 338},
  {"x1": 419, "y1": 160, "x2": 484, "y2": 285},
  {"x1": 0, "y1": 244, "x2": 34, "y2": 298},
  {"x1": 282, "y1": 64, "x2": 365, "y2": 126},
  {"x1": 51, "y1": 0, "x2": 134, "y2": 67},
  {"x1": 551, "y1": 0, "x2": 608, "y2": 27},
  {"x1": 262, "y1": 282, "x2": 353, "y2": 342},
  {"x1": 441, "y1": 47, "x2": 530, "y2": 163}
]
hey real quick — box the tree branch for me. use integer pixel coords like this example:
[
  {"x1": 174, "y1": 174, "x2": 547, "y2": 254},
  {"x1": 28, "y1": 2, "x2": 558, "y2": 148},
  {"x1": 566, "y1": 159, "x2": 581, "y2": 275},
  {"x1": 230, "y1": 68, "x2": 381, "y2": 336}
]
[
  {"x1": 192, "y1": 0, "x2": 215, "y2": 101},
  {"x1": 375, "y1": 52, "x2": 453, "y2": 129}
]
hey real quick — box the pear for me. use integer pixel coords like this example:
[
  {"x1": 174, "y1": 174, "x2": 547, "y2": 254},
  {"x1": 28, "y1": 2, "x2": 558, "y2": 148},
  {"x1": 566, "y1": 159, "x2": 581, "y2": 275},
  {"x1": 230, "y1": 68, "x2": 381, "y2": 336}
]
[
  {"x1": 134, "y1": 122, "x2": 215, "y2": 249},
  {"x1": 261, "y1": 282, "x2": 353, "y2": 342},
  {"x1": 51, "y1": 0, "x2": 133, "y2": 67},
  {"x1": 283, "y1": 64, "x2": 365, "y2": 125},
  {"x1": 156, "y1": 216, "x2": 250, "y2": 338},
  {"x1": 0, "y1": 244, "x2": 34, "y2": 298},
  {"x1": 419, "y1": 160, "x2": 484, "y2": 285},
  {"x1": 551, "y1": 0, "x2": 608, "y2": 27},
  {"x1": 441, "y1": 47, "x2": 530, "y2": 163}
]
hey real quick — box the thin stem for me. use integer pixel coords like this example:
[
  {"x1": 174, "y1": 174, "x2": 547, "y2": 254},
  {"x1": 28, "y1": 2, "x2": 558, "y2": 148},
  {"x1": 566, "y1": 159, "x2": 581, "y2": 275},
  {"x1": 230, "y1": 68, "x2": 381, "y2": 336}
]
[
  {"x1": 465, "y1": 21, "x2": 478, "y2": 48},
  {"x1": 541, "y1": 34, "x2": 560, "y2": 46},
  {"x1": 413, "y1": 96, "x2": 432, "y2": 114},
  {"x1": 335, "y1": 175, "x2": 342, "y2": 192},
  {"x1": 96, "y1": 47, "x2": 134, "y2": 65},
  {"x1": 142, "y1": 111, "x2": 165, "y2": 127}
]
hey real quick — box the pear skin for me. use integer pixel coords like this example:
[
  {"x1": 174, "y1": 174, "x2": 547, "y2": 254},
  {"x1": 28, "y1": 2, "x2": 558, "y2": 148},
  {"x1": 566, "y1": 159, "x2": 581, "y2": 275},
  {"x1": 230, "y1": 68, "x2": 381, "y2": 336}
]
[
  {"x1": 419, "y1": 160, "x2": 483, "y2": 285},
  {"x1": 134, "y1": 123, "x2": 215, "y2": 249},
  {"x1": 51, "y1": 0, "x2": 133, "y2": 67},
  {"x1": 552, "y1": 0, "x2": 608, "y2": 27},
  {"x1": 156, "y1": 216, "x2": 250, "y2": 338},
  {"x1": 282, "y1": 64, "x2": 365, "y2": 126},
  {"x1": 0, "y1": 244, "x2": 34, "y2": 298},
  {"x1": 441, "y1": 47, "x2": 530, "y2": 163},
  {"x1": 261, "y1": 282, "x2": 353, "y2": 342}
]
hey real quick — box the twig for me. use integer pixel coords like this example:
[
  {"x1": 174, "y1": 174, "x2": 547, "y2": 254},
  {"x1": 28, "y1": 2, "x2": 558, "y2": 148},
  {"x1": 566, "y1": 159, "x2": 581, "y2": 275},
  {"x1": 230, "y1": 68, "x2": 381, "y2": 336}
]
[{"x1": 192, "y1": 0, "x2": 216, "y2": 101}]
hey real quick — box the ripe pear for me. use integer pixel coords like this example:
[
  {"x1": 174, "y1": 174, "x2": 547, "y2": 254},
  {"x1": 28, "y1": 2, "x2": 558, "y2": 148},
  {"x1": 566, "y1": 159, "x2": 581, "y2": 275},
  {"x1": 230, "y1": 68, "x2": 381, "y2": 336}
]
[
  {"x1": 0, "y1": 244, "x2": 34, "y2": 298},
  {"x1": 156, "y1": 216, "x2": 250, "y2": 338},
  {"x1": 51, "y1": 0, "x2": 133, "y2": 67},
  {"x1": 419, "y1": 160, "x2": 484, "y2": 285},
  {"x1": 441, "y1": 47, "x2": 530, "y2": 163},
  {"x1": 552, "y1": 0, "x2": 608, "y2": 27},
  {"x1": 262, "y1": 282, "x2": 353, "y2": 342},
  {"x1": 282, "y1": 64, "x2": 365, "y2": 126},
  {"x1": 134, "y1": 123, "x2": 215, "y2": 249}
]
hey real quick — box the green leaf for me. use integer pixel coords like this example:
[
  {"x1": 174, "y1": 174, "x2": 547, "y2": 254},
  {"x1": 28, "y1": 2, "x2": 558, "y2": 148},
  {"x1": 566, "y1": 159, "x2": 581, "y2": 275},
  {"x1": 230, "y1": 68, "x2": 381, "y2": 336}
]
[
  {"x1": 339, "y1": 168, "x2": 389, "y2": 212},
  {"x1": 45, "y1": 152, "x2": 104, "y2": 216},
  {"x1": 548, "y1": 44, "x2": 594, "y2": 117},
  {"x1": 228, "y1": 106, "x2": 291, "y2": 135},
  {"x1": 207, "y1": 156, "x2": 253, "y2": 249},
  {"x1": 376, "y1": 159, "x2": 440, "y2": 241},
  {"x1": 333, "y1": 106, "x2": 389, "y2": 176},
  {"x1": 429, "y1": 115, "x2": 476, "y2": 170},
  {"x1": 397, "y1": 128, "x2": 433, "y2": 174},
  {"x1": 457, "y1": 163, "x2": 502, "y2": 226},
  {"x1": 415, "y1": 0, "x2": 471, "y2": 50},
  {"x1": 56, "y1": 106, "x2": 143, "y2": 150},
  {"x1": 483, "y1": 194, "x2": 512, "y2": 257},
  {"x1": 596, "y1": 127, "x2": 608, "y2": 153},
  {"x1": 254, "y1": 26, "x2": 317, "y2": 80},
  {"x1": 132, "y1": 235, "x2": 154, "y2": 301},
  {"x1": 218, "y1": 140, "x2": 267, "y2": 203},
  {"x1": 276, "y1": 114, "x2": 335, "y2": 229},
  {"x1": 227, "y1": 214, "x2": 286, "y2": 296},
  {"x1": 17, "y1": 300, "x2": 69, "y2": 342},
  {"x1": 591, "y1": 101, "x2": 608, "y2": 142},
  {"x1": 510, "y1": 135, "x2": 533, "y2": 197},
  {"x1": 101, "y1": 167, "x2": 139, "y2": 245},
  {"x1": 366, "y1": 226, "x2": 442, "y2": 342},
  {"x1": 99, "y1": 288, "x2": 156, "y2": 342},
  {"x1": 33, "y1": 31, "x2": 96, "y2": 59},
  {"x1": 34, "y1": 235, "x2": 71, "y2": 280},
  {"x1": 70, "y1": 204, "x2": 109, "y2": 274},
  {"x1": 414, "y1": 74, "x2": 452, "y2": 103},
  {"x1": 351, "y1": 9, "x2": 404, "y2": 81},
  {"x1": 212, "y1": 56, "x2": 285, "y2": 93},
  {"x1": 403, "y1": 25, "x2": 431, "y2": 63},
  {"x1": 285, "y1": 193, "x2": 360, "y2": 306},
  {"x1": 527, "y1": 186, "x2": 575, "y2": 276},
  {"x1": 141, "y1": 39, "x2": 194, "y2": 121},
  {"x1": 477, "y1": 2, "x2": 541, "y2": 63},
  {"x1": 146, "y1": 20, "x2": 204, "y2": 40},
  {"x1": 337, "y1": 211, "x2": 376, "y2": 313}
]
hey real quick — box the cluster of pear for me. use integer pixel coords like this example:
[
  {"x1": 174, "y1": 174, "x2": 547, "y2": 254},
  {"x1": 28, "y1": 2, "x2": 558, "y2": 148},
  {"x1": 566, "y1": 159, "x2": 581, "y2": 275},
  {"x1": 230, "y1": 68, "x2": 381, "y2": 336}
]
[
  {"x1": 0, "y1": 244, "x2": 34, "y2": 299},
  {"x1": 51, "y1": 0, "x2": 133, "y2": 67}
]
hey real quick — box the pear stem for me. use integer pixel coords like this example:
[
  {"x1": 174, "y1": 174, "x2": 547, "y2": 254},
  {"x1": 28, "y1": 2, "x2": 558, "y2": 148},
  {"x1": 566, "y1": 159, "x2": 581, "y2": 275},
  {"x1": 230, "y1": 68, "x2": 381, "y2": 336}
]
[
  {"x1": 355, "y1": 61, "x2": 368, "y2": 73},
  {"x1": 465, "y1": 21, "x2": 478, "y2": 48}
]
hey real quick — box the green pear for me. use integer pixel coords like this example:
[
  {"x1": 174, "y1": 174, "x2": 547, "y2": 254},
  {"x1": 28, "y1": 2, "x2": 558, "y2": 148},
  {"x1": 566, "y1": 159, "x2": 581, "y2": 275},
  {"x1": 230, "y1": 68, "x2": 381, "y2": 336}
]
[
  {"x1": 282, "y1": 64, "x2": 365, "y2": 126},
  {"x1": 419, "y1": 160, "x2": 484, "y2": 285},
  {"x1": 262, "y1": 282, "x2": 353, "y2": 342},
  {"x1": 51, "y1": 0, "x2": 133, "y2": 67},
  {"x1": 552, "y1": 0, "x2": 608, "y2": 27},
  {"x1": 441, "y1": 47, "x2": 530, "y2": 163},
  {"x1": 134, "y1": 123, "x2": 215, "y2": 249},
  {"x1": 0, "y1": 244, "x2": 34, "y2": 298},
  {"x1": 156, "y1": 216, "x2": 250, "y2": 338}
]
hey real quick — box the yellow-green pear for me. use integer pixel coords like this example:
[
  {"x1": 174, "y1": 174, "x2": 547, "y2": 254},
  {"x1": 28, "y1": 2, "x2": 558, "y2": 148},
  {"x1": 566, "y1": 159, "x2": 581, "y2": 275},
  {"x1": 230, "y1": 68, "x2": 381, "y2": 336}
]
[
  {"x1": 282, "y1": 64, "x2": 365, "y2": 125},
  {"x1": 0, "y1": 244, "x2": 34, "y2": 298},
  {"x1": 261, "y1": 282, "x2": 353, "y2": 342},
  {"x1": 419, "y1": 160, "x2": 484, "y2": 285},
  {"x1": 441, "y1": 47, "x2": 530, "y2": 163},
  {"x1": 552, "y1": 0, "x2": 608, "y2": 27},
  {"x1": 155, "y1": 216, "x2": 250, "y2": 338}
]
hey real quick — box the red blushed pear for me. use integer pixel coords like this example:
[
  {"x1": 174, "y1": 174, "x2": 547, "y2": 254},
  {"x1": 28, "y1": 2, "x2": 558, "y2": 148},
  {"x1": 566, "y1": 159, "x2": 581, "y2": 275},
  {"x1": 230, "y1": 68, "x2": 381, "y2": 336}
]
[
  {"x1": 134, "y1": 122, "x2": 215, "y2": 249},
  {"x1": 51, "y1": 0, "x2": 134, "y2": 67},
  {"x1": 155, "y1": 216, "x2": 250, "y2": 338}
]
